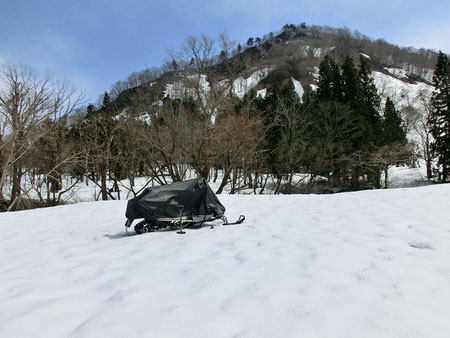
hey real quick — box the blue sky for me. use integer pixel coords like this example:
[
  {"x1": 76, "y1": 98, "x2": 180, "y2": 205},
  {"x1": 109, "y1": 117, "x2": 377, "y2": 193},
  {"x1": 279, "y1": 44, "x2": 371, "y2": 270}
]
[{"x1": 1, "y1": 0, "x2": 449, "y2": 102}]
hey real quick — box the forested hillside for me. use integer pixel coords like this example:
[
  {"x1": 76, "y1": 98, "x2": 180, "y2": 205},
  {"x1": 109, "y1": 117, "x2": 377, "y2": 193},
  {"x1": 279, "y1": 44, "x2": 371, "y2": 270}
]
[{"x1": 1, "y1": 23, "x2": 449, "y2": 210}]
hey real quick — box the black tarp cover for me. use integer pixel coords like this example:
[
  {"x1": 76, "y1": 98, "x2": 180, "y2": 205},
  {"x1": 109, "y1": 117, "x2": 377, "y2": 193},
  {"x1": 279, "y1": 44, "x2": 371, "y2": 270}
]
[{"x1": 125, "y1": 177, "x2": 225, "y2": 222}]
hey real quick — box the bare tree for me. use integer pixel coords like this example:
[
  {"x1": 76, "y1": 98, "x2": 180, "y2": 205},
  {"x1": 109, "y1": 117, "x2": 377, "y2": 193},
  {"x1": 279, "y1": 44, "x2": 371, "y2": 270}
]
[
  {"x1": 0, "y1": 64, "x2": 82, "y2": 209},
  {"x1": 371, "y1": 143, "x2": 413, "y2": 188},
  {"x1": 214, "y1": 103, "x2": 266, "y2": 194},
  {"x1": 414, "y1": 89, "x2": 434, "y2": 179}
]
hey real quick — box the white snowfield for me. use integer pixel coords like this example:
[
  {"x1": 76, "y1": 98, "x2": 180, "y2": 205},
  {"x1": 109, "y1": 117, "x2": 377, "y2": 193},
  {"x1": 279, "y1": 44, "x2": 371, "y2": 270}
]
[{"x1": 1, "y1": 184, "x2": 450, "y2": 338}]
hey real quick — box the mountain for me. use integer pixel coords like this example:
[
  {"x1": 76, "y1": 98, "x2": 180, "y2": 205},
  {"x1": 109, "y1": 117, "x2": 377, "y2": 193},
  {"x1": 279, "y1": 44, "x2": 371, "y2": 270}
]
[
  {"x1": 3, "y1": 23, "x2": 444, "y2": 212},
  {"x1": 66, "y1": 23, "x2": 443, "y2": 197},
  {"x1": 110, "y1": 24, "x2": 438, "y2": 113}
]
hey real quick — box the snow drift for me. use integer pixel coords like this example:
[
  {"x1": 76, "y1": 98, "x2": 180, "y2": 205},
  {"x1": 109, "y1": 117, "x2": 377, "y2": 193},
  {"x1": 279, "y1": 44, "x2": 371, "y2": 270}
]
[{"x1": 1, "y1": 184, "x2": 450, "y2": 337}]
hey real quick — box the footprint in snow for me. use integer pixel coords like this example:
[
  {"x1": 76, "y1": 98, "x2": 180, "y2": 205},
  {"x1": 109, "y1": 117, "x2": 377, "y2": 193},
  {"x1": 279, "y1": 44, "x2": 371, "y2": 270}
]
[{"x1": 408, "y1": 241, "x2": 433, "y2": 250}]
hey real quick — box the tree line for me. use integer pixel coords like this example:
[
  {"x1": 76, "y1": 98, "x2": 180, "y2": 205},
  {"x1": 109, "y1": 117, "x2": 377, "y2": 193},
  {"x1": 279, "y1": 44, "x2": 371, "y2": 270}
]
[{"x1": 0, "y1": 37, "x2": 448, "y2": 211}]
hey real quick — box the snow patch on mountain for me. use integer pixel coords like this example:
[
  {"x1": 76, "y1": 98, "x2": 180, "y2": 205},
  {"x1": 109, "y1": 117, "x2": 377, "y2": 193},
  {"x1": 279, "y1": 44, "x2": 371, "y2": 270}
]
[
  {"x1": 164, "y1": 81, "x2": 185, "y2": 99},
  {"x1": 256, "y1": 88, "x2": 267, "y2": 98},
  {"x1": 384, "y1": 64, "x2": 434, "y2": 83},
  {"x1": 419, "y1": 68, "x2": 434, "y2": 83},
  {"x1": 360, "y1": 53, "x2": 370, "y2": 59},
  {"x1": 164, "y1": 69, "x2": 271, "y2": 101},
  {"x1": 164, "y1": 74, "x2": 211, "y2": 101},
  {"x1": 232, "y1": 68, "x2": 271, "y2": 99},
  {"x1": 310, "y1": 66, "x2": 320, "y2": 80},
  {"x1": 291, "y1": 78, "x2": 304, "y2": 101},
  {"x1": 372, "y1": 71, "x2": 432, "y2": 108},
  {"x1": 385, "y1": 67, "x2": 408, "y2": 79},
  {"x1": 298, "y1": 46, "x2": 335, "y2": 58}
]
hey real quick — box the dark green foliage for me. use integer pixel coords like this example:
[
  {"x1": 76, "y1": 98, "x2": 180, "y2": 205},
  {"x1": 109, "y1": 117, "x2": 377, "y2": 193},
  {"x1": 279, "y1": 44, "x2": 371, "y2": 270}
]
[
  {"x1": 429, "y1": 51, "x2": 450, "y2": 181},
  {"x1": 382, "y1": 97, "x2": 407, "y2": 145},
  {"x1": 255, "y1": 82, "x2": 301, "y2": 177},
  {"x1": 317, "y1": 56, "x2": 342, "y2": 101},
  {"x1": 316, "y1": 54, "x2": 383, "y2": 152},
  {"x1": 282, "y1": 24, "x2": 297, "y2": 32},
  {"x1": 312, "y1": 54, "x2": 399, "y2": 188},
  {"x1": 302, "y1": 100, "x2": 360, "y2": 183},
  {"x1": 358, "y1": 55, "x2": 382, "y2": 147},
  {"x1": 341, "y1": 56, "x2": 360, "y2": 106},
  {"x1": 102, "y1": 92, "x2": 111, "y2": 109}
]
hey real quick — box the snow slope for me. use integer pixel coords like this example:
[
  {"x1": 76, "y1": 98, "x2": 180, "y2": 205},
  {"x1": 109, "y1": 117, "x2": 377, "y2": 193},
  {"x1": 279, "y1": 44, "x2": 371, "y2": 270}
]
[
  {"x1": 372, "y1": 71, "x2": 432, "y2": 109},
  {"x1": 291, "y1": 77, "x2": 304, "y2": 101},
  {"x1": 1, "y1": 184, "x2": 450, "y2": 338}
]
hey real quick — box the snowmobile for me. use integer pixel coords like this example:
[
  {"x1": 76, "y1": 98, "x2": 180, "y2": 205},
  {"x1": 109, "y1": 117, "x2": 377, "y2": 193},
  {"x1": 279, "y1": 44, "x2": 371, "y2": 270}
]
[{"x1": 124, "y1": 177, "x2": 245, "y2": 234}]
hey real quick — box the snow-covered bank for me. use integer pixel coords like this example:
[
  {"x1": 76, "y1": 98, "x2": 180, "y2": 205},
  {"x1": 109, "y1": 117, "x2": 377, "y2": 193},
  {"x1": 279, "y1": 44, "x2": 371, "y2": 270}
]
[{"x1": 1, "y1": 184, "x2": 450, "y2": 337}]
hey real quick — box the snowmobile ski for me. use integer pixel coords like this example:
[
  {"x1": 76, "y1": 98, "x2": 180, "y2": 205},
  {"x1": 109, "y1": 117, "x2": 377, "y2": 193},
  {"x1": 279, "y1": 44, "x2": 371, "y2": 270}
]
[{"x1": 223, "y1": 215, "x2": 245, "y2": 225}]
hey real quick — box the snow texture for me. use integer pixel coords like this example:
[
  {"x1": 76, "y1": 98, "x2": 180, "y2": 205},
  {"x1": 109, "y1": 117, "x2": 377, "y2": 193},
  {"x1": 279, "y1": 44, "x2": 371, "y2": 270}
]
[
  {"x1": 232, "y1": 68, "x2": 271, "y2": 99},
  {"x1": 384, "y1": 66, "x2": 434, "y2": 84},
  {"x1": 164, "y1": 74, "x2": 210, "y2": 102},
  {"x1": 256, "y1": 88, "x2": 267, "y2": 98},
  {"x1": 360, "y1": 53, "x2": 371, "y2": 59},
  {"x1": 385, "y1": 67, "x2": 408, "y2": 79},
  {"x1": 291, "y1": 77, "x2": 304, "y2": 101},
  {"x1": 1, "y1": 184, "x2": 450, "y2": 338},
  {"x1": 298, "y1": 46, "x2": 335, "y2": 58},
  {"x1": 368, "y1": 71, "x2": 429, "y2": 108},
  {"x1": 311, "y1": 66, "x2": 320, "y2": 80},
  {"x1": 372, "y1": 71, "x2": 433, "y2": 143},
  {"x1": 164, "y1": 69, "x2": 271, "y2": 101}
]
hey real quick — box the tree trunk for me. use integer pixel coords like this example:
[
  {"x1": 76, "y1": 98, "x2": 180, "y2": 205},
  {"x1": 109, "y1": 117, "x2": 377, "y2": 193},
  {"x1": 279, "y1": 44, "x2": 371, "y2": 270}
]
[
  {"x1": 384, "y1": 165, "x2": 389, "y2": 189},
  {"x1": 85, "y1": 151, "x2": 89, "y2": 186},
  {"x1": 11, "y1": 163, "x2": 22, "y2": 201},
  {"x1": 216, "y1": 168, "x2": 231, "y2": 194},
  {"x1": 213, "y1": 168, "x2": 218, "y2": 183},
  {"x1": 0, "y1": 168, "x2": 4, "y2": 201},
  {"x1": 101, "y1": 140, "x2": 111, "y2": 201},
  {"x1": 101, "y1": 167, "x2": 108, "y2": 200},
  {"x1": 274, "y1": 176, "x2": 282, "y2": 195},
  {"x1": 426, "y1": 157, "x2": 432, "y2": 180}
]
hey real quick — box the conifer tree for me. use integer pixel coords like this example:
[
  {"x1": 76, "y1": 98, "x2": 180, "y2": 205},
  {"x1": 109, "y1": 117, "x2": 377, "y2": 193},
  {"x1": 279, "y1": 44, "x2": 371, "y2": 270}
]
[
  {"x1": 102, "y1": 92, "x2": 111, "y2": 108},
  {"x1": 382, "y1": 97, "x2": 407, "y2": 145},
  {"x1": 341, "y1": 56, "x2": 366, "y2": 153},
  {"x1": 429, "y1": 51, "x2": 450, "y2": 181},
  {"x1": 260, "y1": 82, "x2": 300, "y2": 178},
  {"x1": 358, "y1": 55, "x2": 382, "y2": 149},
  {"x1": 317, "y1": 56, "x2": 342, "y2": 102},
  {"x1": 341, "y1": 56, "x2": 360, "y2": 106}
]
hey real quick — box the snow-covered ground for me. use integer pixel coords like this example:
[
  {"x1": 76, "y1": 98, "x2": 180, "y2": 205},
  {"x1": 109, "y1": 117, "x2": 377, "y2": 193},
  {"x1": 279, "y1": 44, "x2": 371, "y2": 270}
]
[
  {"x1": 19, "y1": 162, "x2": 429, "y2": 205},
  {"x1": 1, "y1": 184, "x2": 450, "y2": 337}
]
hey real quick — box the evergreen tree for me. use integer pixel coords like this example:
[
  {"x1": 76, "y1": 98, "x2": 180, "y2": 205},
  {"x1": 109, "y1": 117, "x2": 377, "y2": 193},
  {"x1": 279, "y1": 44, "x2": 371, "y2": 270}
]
[
  {"x1": 258, "y1": 82, "x2": 300, "y2": 179},
  {"x1": 341, "y1": 56, "x2": 360, "y2": 107},
  {"x1": 382, "y1": 97, "x2": 407, "y2": 145},
  {"x1": 102, "y1": 92, "x2": 111, "y2": 108},
  {"x1": 317, "y1": 56, "x2": 342, "y2": 102},
  {"x1": 429, "y1": 51, "x2": 450, "y2": 181},
  {"x1": 86, "y1": 104, "x2": 96, "y2": 121},
  {"x1": 357, "y1": 56, "x2": 383, "y2": 187},
  {"x1": 358, "y1": 55, "x2": 382, "y2": 149}
]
